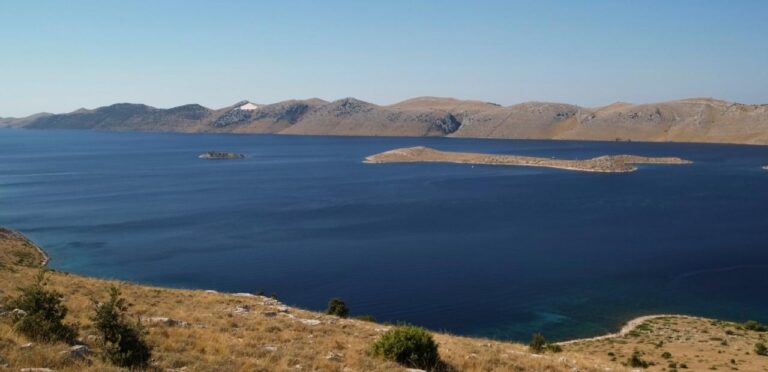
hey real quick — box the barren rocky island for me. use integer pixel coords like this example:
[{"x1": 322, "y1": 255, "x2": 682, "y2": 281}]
[{"x1": 365, "y1": 146, "x2": 692, "y2": 173}]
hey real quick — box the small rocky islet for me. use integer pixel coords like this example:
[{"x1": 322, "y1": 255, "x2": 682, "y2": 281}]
[{"x1": 198, "y1": 151, "x2": 245, "y2": 160}]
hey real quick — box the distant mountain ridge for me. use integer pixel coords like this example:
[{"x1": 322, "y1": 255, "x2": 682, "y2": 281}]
[{"x1": 4, "y1": 97, "x2": 768, "y2": 145}]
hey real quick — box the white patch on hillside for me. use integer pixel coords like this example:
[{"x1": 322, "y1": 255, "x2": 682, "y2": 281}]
[{"x1": 238, "y1": 102, "x2": 259, "y2": 111}]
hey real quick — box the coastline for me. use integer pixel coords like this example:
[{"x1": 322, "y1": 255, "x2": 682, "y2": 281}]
[
  {"x1": 0, "y1": 227, "x2": 49, "y2": 266},
  {"x1": 4, "y1": 226, "x2": 768, "y2": 370},
  {"x1": 0, "y1": 227, "x2": 712, "y2": 344},
  {"x1": 7, "y1": 127, "x2": 768, "y2": 148},
  {"x1": 557, "y1": 314, "x2": 705, "y2": 345}
]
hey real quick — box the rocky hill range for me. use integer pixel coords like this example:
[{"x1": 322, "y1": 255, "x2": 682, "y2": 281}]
[{"x1": 3, "y1": 97, "x2": 768, "y2": 145}]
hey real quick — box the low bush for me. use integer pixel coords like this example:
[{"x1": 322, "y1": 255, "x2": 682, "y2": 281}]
[
  {"x1": 371, "y1": 326, "x2": 440, "y2": 370},
  {"x1": 529, "y1": 333, "x2": 547, "y2": 353},
  {"x1": 529, "y1": 333, "x2": 562, "y2": 353},
  {"x1": 91, "y1": 286, "x2": 152, "y2": 368},
  {"x1": 7, "y1": 271, "x2": 78, "y2": 343},
  {"x1": 628, "y1": 351, "x2": 650, "y2": 368},
  {"x1": 326, "y1": 297, "x2": 349, "y2": 318},
  {"x1": 743, "y1": 320, "x2": 768, "y2": 332},
  {"x1": 756, "y1": 342, "x2": 767, "y2": 356}
]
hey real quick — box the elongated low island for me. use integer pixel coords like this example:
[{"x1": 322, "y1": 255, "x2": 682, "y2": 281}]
[{"x1": 365, "y1": 146, "x2": 692, "y2": 173}]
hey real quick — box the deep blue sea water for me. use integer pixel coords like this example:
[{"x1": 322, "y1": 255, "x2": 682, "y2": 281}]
[{"x1": 1, "y1": 128, "x2": 767, "y2": 341}]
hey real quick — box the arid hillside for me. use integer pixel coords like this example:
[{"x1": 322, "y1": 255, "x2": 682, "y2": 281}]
[
  {"x1": 2, "y1": 228, "x2": 767, "y2": 371},
  {"x1": 7, "y1": 97, "x2": 768, "y2": 145}
]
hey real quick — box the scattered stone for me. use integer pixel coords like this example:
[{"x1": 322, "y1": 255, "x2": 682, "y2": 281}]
[
  {"x1": 325, "y1": 351, "x2": 343, "y2": 362},
  {"x1": 204, "y1": 290, "x2": 217, "y2": 294},
  {"x1": 20, "y1": 342, "x2": 34, "y2": 349},
  {"x1": 11, "y1": 309, "x2": 27, "y2": 318},
  {"x1": 233, "y1": 304, "x2": 250, "y2": 314},
  {"x1": 405, "y1": 369, "x2": 426, "y2": 372},
  {"x1": 142, "y1": 317, "x2": 190, "y2": 327},
  {"x1": 232, "y1": 293, "x2": 257, "y2": 298},
  {"x1": 275, "y1": 306, "x2": 289, "y2": 313},
  {"x1": 60, "y1": 345, "x2": 90, "y2": 360},
  {"x1": 261, "y1": 311, "x2": 277, "y2": 318},
  {"x1": 299, "y1": 318, "x2": 321, "y2": 326},
  {"x1": 264, "y1": 345, "x2": 278, "y2": 352},
  {"x1": 262, "y1": 297, "x2": 282, "y2": 306}
]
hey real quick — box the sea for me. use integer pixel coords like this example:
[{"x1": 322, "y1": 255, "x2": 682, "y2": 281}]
[{"x1": 1, "y1": 128, "x2": 767, "y2": 341}]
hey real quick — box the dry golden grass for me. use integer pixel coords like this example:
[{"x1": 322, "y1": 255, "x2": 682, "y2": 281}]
[
  {"x1": 564, "y1": 316, "x2": 768, "y2": 371},
  {"x1": 2, "y1": 228, "x2": 766, "y2": 371}
]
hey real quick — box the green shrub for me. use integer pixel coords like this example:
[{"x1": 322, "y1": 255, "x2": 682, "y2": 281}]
[
  {"x1": 661, "y1": 351, "x2": 672, "y2": 359},
  {"x1": 371, "y1": 326, "x2": 440, "y2": 370},
  {"x1": 743, "y1": 320, "x2": 768, "y2": 332},
  {"x1": 7, "y1": 271, "x2": 77, "y2": 343},
  {"x1": 756, "y1": 342, "x2": 768, "y2": 356},
  {"x1": 326, "y1": 298, "x2": 349, "y2": 318},
  {"x1": 628, "y1": 351, "x2": 650, "y2": 368},
  {"x1": 528, "y1": 333, "x2": 561, "y2": 353},
  {"x1": 529, "y1": 333, "x2": 547, "y2": 353},
  {"x1": 91, "y1": 286, "x2": 152, "y2": 368}
]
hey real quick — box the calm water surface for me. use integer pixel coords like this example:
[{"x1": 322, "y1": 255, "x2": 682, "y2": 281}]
[{"x1": 1, "y1": 128, "x2": 767, "y2": 341}]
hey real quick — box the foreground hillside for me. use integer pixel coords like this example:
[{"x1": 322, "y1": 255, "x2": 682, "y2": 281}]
[
  {"x1": 1, "y1": 228, "x2": 767, "y2": 371},
  {"x1": 4, "y1": 97, "x2": 768, "y2": 146}
]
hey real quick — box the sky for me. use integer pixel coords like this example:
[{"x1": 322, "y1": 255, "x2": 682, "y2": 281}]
[{"x1": 1, "y1": 0, "x2": 767, "y2": 117}]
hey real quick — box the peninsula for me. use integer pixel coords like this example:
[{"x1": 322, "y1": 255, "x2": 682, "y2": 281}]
[{"x1": 365, "y1": 146, "x2": 692, "y2": 173}]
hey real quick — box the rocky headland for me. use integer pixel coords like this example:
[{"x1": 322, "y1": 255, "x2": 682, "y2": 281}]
[{"x1": 365, "y1": 146, "x2": 692, "y2": 173}]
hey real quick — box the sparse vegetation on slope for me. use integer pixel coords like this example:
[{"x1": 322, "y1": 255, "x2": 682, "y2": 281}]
[{"x1": 2, "y1": 228, "x2": 767, "y2": 371}]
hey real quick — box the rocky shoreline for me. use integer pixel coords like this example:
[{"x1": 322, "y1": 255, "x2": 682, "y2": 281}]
[
  {"x1": 365, "y1": 146, "x2": 692, "y2": 173},
  {"x1": 0, "y1": 227, "x2": 49, "y2": 266}
]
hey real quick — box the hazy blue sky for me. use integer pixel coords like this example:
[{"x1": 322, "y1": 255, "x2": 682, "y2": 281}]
[{"x1": 1, "y1": 0, "x2": 767, "y2": 116}]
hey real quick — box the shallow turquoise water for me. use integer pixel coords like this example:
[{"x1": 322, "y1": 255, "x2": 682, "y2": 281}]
[{"x1": 1, "y1": 128, "x2": 767, "y2": 341}]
